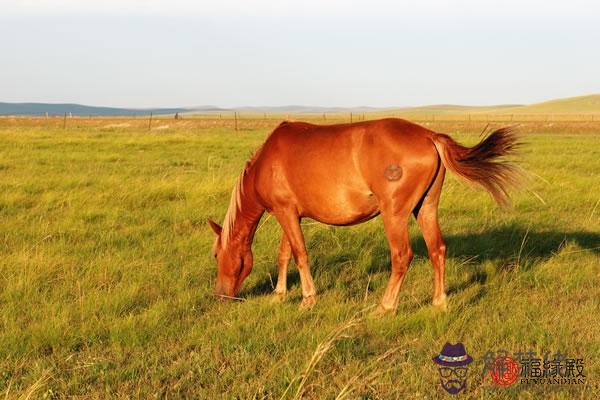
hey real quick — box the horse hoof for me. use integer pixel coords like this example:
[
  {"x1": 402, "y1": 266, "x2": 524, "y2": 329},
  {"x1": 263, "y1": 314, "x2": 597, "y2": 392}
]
[
  {"x1": 432, "y1": 295, "x2": 448, "y2": 311},
  {"x1": 299, "y1": 295, "x2": 317, "y2": 310},
  {"x1": 370, "y1": 304, "x2": 395, "y2": 317},
  {"x1": 270, "y1": 291, "x2": 287, "y2": 303}
]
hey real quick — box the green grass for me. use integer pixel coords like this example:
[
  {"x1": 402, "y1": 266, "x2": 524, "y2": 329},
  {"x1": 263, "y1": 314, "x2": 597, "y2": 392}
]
[{"x1": 0, "y1": 120, "x2": 599, "y2": 398}]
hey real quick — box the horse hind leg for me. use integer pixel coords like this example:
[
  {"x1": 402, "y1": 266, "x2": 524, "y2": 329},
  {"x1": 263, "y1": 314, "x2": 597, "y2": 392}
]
[
  {"x1": 414, "y1": 202, "x2": 447, "y2": 310},
  {"x1": 377, "y1": 201, "x2": 414, "y2": 314},
  {"x1": 375, "y1": 159, "x2": 441, "y2": 314},
  {"x1": 413, "y1": 168, "x2": 448, "y2": 310}
]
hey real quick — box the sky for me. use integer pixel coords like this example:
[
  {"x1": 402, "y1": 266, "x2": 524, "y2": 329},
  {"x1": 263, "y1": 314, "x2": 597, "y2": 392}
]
[{"x1": 1, "y1": 0, "x2": 599, "y2": 108}]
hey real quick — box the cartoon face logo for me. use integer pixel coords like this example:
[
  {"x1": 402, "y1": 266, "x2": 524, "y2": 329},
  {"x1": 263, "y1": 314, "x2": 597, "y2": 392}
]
[{"x1": 433, "y1": 342, "x2": 473, "y2": 395}]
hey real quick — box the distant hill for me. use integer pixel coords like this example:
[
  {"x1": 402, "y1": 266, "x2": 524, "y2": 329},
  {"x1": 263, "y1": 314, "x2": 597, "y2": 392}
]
[
  {"x1": 1, "y1": 94, "x2": 599, "y2": 116},
  {"x1": 386, "y1": 104, "x2": 521, "y2": 116},
  {"x1": 379, "y1": 94, "x2": 600, "y2": 116},
  {"x1": 0, "y1": 102, "x2": 224, "y2": 116},
  {"x1": 485, "y1": 94, "x2": 600, "y2": 114},
  {"x1": 230, "y1": 105, "x2": 382, "y2": 113}
]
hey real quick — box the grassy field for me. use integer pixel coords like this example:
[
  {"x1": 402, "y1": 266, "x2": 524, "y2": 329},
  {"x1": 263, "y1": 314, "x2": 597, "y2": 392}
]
[{"x1": 0, "y1": 117, "x2": 598, "y2": 399}]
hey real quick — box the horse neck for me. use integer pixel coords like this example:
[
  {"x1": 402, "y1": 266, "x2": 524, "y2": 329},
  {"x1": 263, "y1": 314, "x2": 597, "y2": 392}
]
[{"x1": 222, "y1": 168, "x2": 264, "y2": 249}]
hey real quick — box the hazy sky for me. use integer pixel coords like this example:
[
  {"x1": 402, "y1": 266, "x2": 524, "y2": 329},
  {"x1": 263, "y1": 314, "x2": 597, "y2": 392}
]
[{"x1": 2, "y1": 0, "x2": 599, "y2": 108}]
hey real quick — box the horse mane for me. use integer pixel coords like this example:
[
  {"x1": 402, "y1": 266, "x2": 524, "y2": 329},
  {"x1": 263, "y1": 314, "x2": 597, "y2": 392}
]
[{"x1": 220, "y1": 144, "x2": 264, "y2": 248}]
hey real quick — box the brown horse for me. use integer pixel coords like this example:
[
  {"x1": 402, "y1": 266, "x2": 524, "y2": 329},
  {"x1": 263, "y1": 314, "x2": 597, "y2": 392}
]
[{"x1": 208, "y1": 118, "x2": 521, "y2": 313}]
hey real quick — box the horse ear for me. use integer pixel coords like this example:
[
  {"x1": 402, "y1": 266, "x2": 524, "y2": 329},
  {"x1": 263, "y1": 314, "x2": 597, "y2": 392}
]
[{"x1": 208, "y1": 219, "x2": 222, "y2": 236}]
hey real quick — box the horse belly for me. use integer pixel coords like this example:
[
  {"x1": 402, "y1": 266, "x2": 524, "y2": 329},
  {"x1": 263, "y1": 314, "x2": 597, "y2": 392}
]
[{"x1": 297, "y1": 185, "x2": 380, "y2": 226}]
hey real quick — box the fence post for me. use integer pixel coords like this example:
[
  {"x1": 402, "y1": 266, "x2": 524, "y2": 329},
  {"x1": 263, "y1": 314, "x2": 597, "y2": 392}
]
[
  {"x1": 148, "y1": 112, "x2": 153, "y2": 130},
  {"x1": 234, "y1": 112, "x2": 238, "y2": 131},
  {"x1": 63, "y1": 112, "x2": 67, "y2": 129},
  {"x1": 350, "y1": 112, "x2": 353, "y2": 123}
]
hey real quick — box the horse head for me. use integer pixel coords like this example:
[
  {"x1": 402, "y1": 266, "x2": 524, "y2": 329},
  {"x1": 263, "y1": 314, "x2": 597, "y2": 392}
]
[{"x1": 208, "y1": 219, "x2": 253, "y2": 299}]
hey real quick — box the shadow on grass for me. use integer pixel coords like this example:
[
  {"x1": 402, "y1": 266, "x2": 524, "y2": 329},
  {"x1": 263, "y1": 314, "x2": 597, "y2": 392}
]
[
  {"x1": 242, "y1": 224, "x2": 599, "y2": 298},
  {"x1": 369, "y1": 224, "x2": 599, "y2": 272}
]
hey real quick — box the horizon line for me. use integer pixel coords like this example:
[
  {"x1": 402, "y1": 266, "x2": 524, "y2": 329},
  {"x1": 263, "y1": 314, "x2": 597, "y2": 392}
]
[{"x1": 1, "y1": 92, "x2": 599, "y2": 112}]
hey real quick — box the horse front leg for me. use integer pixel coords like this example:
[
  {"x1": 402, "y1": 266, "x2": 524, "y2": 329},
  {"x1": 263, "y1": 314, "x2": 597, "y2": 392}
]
[
  {"x1": 273, "y1": 210, "x2": 317, "y2": 309},
  {"x1": 272, "y1": 233, "x2": 291, "y2": 301}
]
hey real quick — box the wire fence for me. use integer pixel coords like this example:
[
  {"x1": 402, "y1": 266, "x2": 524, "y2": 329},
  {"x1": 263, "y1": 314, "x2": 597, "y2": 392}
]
[
  {"x1": 1, "y1": 112, "x2": 599, "y2": 133},
  {"x1": 2, "y1": 111, "x2": 598, "y2": 121}
]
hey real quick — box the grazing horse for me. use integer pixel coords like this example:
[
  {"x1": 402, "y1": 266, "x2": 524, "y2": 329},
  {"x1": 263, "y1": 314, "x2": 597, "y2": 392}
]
[{"x1": 208, "y1": 118, "x2": 521, "y2": 313}]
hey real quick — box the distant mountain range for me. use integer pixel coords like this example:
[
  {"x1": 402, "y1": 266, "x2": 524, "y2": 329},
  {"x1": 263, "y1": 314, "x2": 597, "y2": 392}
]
[
  {"x1": 1, "y1": 94, "x2": 599, "y2": 116},
  {"x1": 0, "y1": 102, "x2": 390, "y2": 116},
  {"x1": 232, "y1": 105, "x2": 383, "y2": 113},
  {"x1": 0, "y1": 102, "x2": 224, "y2": 116}
]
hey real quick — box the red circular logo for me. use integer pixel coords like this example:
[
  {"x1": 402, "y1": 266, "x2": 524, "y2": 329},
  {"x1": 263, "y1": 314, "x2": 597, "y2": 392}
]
[{"x1": 489, "y1": 356, "x2": 519, "y2": 387}]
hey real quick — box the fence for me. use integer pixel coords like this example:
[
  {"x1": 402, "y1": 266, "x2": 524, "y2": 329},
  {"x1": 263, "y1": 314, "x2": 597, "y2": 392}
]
[{"x1": 1, "y1": 112, "x2": 599, "y2": 132}]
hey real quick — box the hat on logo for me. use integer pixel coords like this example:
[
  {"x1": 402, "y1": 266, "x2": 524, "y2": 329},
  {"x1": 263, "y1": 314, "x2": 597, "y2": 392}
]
[{"x1": 433, "y1": 342, "x2": 473, "y2": 367}]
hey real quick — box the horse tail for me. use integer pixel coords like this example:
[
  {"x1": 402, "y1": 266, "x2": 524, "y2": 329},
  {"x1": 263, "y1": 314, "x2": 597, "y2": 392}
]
[{"x1": 430, "y1": 127, "x2": 523, "y2": 207}]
